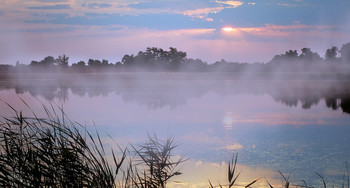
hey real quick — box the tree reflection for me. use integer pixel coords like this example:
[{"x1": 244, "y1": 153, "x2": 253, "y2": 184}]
[
  {"x1": 1, "y1": 74, "x2": 350, "y2": 114},
  {"x1": 340, "y1": 97, "x2": 350, "y2": 114}
]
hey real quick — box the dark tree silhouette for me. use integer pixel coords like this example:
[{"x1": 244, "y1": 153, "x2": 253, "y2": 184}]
[
  {"x1": 120, "y1": 47, "x2": 187, "y2": 70},
  {"x1": 57, "y1": 54, "x2": 69, "y2": 68},
  {"x1": 270, "y1": 50, "x2": 299, "y2": 64},
  {"x1": 76, "y1": 61, "x2": 86, "y2": 67},
  {"x1": 340, "y1": 97, "x2": 350, "y2": 113},
  {"x1": 30, "y1": 60, "x2": 39, "y2": 66},
  {"x1": 299, "y1": 48, "x2": 322, "y2": 63},
  {"x1": 71, "y1": 61, "x2": 86, "y2": 71},
  {"x1": 340, "y1": 42, "x2": 350, "y2": 63},
  {"x1": 101, "y1": 59, "x2": 109, "y2": 66},
  {"x1": 7, "y1": 42, "x2": 350, "y2": 73},
  {"x1": 88, "y1": 59, "x2": 102, "y2": 67},
  {"x1": 30, "y1": 56, "x2": 56, "y2": 68},
  {"x1": 167, "y1": 47, "x2": 187, "y2": 66},
  {"x1": 121, "y1": 55, "x2": 135, "y2": 66},
  {"x1": 325, "y1": 97, "x2": 338, "y2": 110},
  {"x1": 285, "y1": 50, "x2": 298, "y2": 58},
  {"x1": 325, "y1": 46, "x2": 339, "y2": 62}
]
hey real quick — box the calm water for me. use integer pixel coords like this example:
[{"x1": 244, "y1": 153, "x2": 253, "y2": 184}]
[{"x1": 1, "y1": 72, "x2": 350, "y2": 187}]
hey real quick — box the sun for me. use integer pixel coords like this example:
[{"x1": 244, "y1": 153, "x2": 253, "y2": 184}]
[{"x1": 222, "y1": 27, "x2": 236, "y2": 32}]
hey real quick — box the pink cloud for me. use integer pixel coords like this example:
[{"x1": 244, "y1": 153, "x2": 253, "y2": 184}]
[
  {"x1": 1, "y1": 23, "x2": 349, "y2": 64},
  {"x1": 216, "y1": 1, "x2": 244, "y2": 8}
]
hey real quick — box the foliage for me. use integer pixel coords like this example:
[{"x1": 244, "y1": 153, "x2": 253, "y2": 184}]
[
  {"x1": 340, "y1": 42, "x2": 350, "y2": 63},
  {"x1": 0, "y1": 102, "x2": 126, "y2": 188},
  {"x1": 0, "y1": 103, "x2": 188, "y2": 188},
  {"x1": 325, "y1": 46, "x2": 339, "y2": 61},
  {"x1": 4, "y1": 42, "x2": 350, "y2": 73},
  {"x1": 0, "y1": 102, "x2": 349, "y2": 187},
  {"x1": 57, "y1": 54, "x2": 69, "y2": 68},
  {"x1": 121, "y1": 47, "x2": 187, "y2": 70},
  {"x1": 131, "y1": 134, "x2": 186, "y2": 188},
  {"x1": 299, "y1": 48, "x2": 322, "y2": 62},
  {"x1": 270, "y1": 50, "x2": 299, "y2": 64},
  {"x1": 209, "y1": 154, "x2": 259, "y2": 188}
]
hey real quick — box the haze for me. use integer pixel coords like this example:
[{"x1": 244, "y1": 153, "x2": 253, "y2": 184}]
[{"x1": 1, "y1": 0, "x2": 350, "y2": 65}]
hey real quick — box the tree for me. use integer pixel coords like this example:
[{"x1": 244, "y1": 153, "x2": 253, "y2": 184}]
[
  {"x1": 41, "y1": 56, "x2": 56, "y2": 66},
  {"x1": 30, "y1": 56, "x2": 56, "y2": 68},
  {"x1": 325, "y1": 46, "x2": 338, "y2": 62},
  {"x1": 340, "y1": 42, "x2": 350, "y2": 63},
  {"x1": 57, "y1": 54, "x2": 69, "y2": 68},
  {"x1": 121, "y1": 55, "x2": 134, "y2": 66},
  {"x1": 270, "y1": 50, "x2": 298, "y2": 64},
  {"x1": 30, "y1": 60, "x2": 39, "y2": 66},
  {"x1": 285, "y1": 50, "x2": 298, "y2": 58},
  {"x1": 299, "y1": 48, "x2": 322, "y2": 63},
  {"x1": 101, "y1": 59, "x2": 109, "y2": 66},
  {"x1": 71, "y1": 61, "x2": 86, "y2": 70},
  {"x1": 167, "y1": 47, "x2": 187, "y2": 65},
  {"x1": 76, "y1": 61, "x2": 86, "y2": 67},
  {"x1": 88, "y1": 59, "x2": 102, "y2": 67}
]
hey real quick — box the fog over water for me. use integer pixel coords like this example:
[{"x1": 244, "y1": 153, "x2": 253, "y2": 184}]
[
  {"x1": 1, "y1": 72, "x2": 349, "y2": 113},
  {"x1": 0, "y1": 72, "x2": 349, "y2": 187},
  {"x1": 2, "y1": 0, "x2": 350, "y2": 186}
]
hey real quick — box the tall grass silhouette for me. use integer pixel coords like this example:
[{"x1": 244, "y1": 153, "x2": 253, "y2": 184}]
[
  {"x1": 0, "y1": 101, "x2": 126, "y2": 187},
  {"x1": 130, "y1": 134, "x2": 186, "y2": 188},
  {"x1": 0, "y1": 101, "x2": 349, "y2": 188},
  {"x1": 0, "y1": 102, "x2": 185, "y2": 188}
]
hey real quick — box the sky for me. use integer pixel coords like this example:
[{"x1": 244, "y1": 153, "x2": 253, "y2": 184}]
[{"x1": 1, "y1": 0, "x2": 350, "y2": 65}]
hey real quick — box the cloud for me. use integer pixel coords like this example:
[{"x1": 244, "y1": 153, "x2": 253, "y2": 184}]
[
  {"x1": 28, "y1": 4, "x2": 72, "y2": 10},
  {"x1": 181, "y1": 0, "x2": 243, "y2": 20},
  {"x1": 28, "y1": 12, "x2": 213, "y2": 30},
  {"x1": 177, "y1": 159, "x2": 279, "y2": 187},
  {"x1": 216, "y1": 0, "x2": 244, "y2": 8},
  {"x1": 81, "y1": 3, "x2": 112, "y2": 9},
  {"x1": 183, "y1": 7, "x2": 224, "y2": 19},
  {"x1": 17, "y1": 26, "x2": 76, "y2": 33},
  {"x1": 277, "y1": 3, "x2": 290, "y2": 7},
  {"x1": 2, "y1": 0, "x2": 350, "y2": 64},
  {"x1": 224, "y1": 143, "x2": 244, "y2": 150},
  {"x1": 127, "y1": 0, "x2": 218, "y2": 11},
  {"x1": 28, "y1": 0, "x2": 68, "y2": 2}
]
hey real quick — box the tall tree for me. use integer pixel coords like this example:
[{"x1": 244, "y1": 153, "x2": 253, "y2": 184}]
[
  {"x1": 340, "y1": 42, "x2": 350, "y2": 63},
  {"x1": 30, "y1": 56, "x2": 56, "y2": 68},
  {"x1": 57, "y1": 54, "x2": 69, "y2": 68},
  {"x1": 325, "y1": 46, "x2": 339, "y2": 62},
  {"x1": 299, "y1": 48, "x2": 322, "y2": 63},
  {"x1": 270, "y1": 50, "x2": 298, "y2": 64}
]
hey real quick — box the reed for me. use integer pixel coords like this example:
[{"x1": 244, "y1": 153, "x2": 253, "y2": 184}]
[
  {"x1": 209, "y1": 154, "x2": 259, "y2": 188},
  {"x1": 0, "y1": 102, "x2": 349, "y2": 188},
  {"x1": 0, "y1": 102, "x2": 126, "y2": 187},
  {"x1": 130, "y1": 134, "x2": 187, "y2": 188}
]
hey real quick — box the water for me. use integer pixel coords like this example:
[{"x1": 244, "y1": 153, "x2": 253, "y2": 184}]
[{"x1": 0, "y1": 72, "x2": 349, "y2": 187}]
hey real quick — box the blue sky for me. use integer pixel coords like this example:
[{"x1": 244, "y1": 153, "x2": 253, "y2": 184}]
[{"x1": 1, "y1": 0, "x2": 350, "y2": 64}]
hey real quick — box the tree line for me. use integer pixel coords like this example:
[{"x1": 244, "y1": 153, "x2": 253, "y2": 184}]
[{"x1": 2, "y1": 42, "x2": 350, "y2": 73}]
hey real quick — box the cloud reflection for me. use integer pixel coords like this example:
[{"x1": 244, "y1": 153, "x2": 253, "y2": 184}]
[{"x1": 166, "y1": 159, "x2": 279, "y2": 188}]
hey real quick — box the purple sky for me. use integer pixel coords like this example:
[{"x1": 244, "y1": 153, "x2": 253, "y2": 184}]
[{"x1": 1, "y1": 0, "x2": 350, "y2": 65}]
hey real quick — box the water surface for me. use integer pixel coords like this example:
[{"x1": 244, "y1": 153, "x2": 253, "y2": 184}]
[{"x1": 0, "y1": 72, "x2": 349, "y2": 187}]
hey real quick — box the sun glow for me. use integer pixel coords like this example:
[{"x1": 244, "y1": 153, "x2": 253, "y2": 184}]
[{"x1": 222, "y1": 27, "x2": 236, "y2": 32}]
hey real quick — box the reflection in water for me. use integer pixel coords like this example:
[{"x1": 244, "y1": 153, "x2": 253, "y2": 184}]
[
  {"x1": 1, "y1": 73, "x2": 350, "y2": 187},
  {"x1": 167, "y1": 159, "x2": 280, "y2": 188},
  {"x1": 1, "y1": 73, "x2": 350, "y2": 114}
]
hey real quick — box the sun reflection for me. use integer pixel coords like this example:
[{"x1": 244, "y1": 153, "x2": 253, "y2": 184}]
[
  {"x1": 165, "y1": 159, "x2": 280, "y2": 188},
  {"x1": 223, "y1": 112, "x2": 234, "y2": 129}
]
